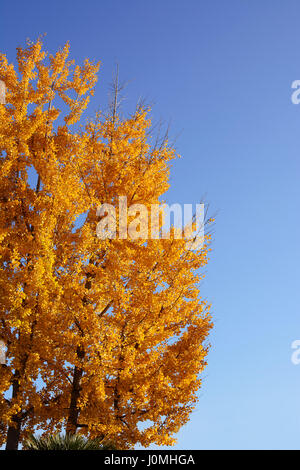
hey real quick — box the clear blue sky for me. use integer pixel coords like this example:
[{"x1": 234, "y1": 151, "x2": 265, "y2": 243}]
[{"x1": 2, "y1": 0, "x2": 300, "y2": 450}]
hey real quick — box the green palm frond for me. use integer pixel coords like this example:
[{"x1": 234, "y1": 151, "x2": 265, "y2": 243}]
[{"x1": 23, "y1": 433, "x2": 117, "y2": 450}]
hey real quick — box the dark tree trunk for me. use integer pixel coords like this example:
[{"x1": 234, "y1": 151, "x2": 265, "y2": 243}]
[
  {"x1": 66, "y1": 272, "x2": 93, "y2": 434},
  {"x1": 5, "y1": 371, "x2": 21, "y2": 450},
  {"x1": 5, "y1": 417, "x2": 21, "y2": 450},
  {"x1": 66, "y1": 346, "x2": 84, "y2": 434}
]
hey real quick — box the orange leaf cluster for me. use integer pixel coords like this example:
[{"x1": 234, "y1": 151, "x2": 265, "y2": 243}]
[{"x1": 0, "y1": 39, "x2": 213, "y2": 449}]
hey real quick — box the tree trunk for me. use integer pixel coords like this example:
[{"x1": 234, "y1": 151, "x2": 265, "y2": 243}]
[
  {"x1": 5, "y1": 417, "x2": 21, "y2": 450},
  {"x1": 5, "y1": 371, "x2": 21, "y2": 450},
  {"x1": 66, "y1": 346, "x2": 84, "y2": 434},
  {"x1": 66, "y1": 273, "x2": 92, "y2": 434}
]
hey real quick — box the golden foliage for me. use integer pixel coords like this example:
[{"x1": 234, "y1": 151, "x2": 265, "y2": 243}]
[{"x1": 0, "y1": 39, "x2": 213, "y2": 449}]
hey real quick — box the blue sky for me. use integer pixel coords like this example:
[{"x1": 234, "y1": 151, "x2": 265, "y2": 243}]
[{"x1": 2, "y1": 0, "x2": 300, "y2": 450}]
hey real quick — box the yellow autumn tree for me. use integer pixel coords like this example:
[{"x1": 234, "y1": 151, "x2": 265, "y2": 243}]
[{"x1": 0, "y1": 39, "x2": 213, "y2": 450}]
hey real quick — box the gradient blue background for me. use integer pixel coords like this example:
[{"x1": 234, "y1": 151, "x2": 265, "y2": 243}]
[{"x1": 1, "y1": 0, "x2": 300, "y2": 450}]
